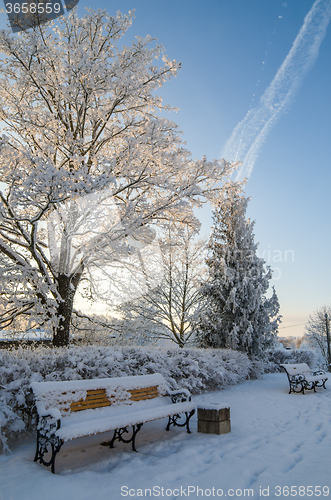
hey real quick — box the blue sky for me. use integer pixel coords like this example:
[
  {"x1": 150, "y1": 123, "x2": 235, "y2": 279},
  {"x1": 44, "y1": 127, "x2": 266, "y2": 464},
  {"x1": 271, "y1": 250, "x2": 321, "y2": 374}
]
[{"x1": 1, "y1": 0, "x2": 330, "y2": 338}]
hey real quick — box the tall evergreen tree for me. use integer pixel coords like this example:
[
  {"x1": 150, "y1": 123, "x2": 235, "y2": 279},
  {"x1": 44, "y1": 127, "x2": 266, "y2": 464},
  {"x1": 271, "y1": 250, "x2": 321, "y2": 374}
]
[{"x1": 198, "y1": 183, "x2": 281, "y2": 357}]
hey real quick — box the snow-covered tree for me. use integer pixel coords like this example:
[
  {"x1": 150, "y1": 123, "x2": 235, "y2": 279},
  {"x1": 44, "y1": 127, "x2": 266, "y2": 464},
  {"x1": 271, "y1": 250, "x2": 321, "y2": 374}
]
[
  {"x1": 0, "y1": 10, "x2": 236, "y2": 346},
  {"x1": 117, "y1": 225, "x2": 208, "y2": 347},
  {"x1": 197, "y1": 182, "x2": 281, "y2": 357},
  {"x1": 304, "y1": 306, "x2": 331, "y2": 369}
]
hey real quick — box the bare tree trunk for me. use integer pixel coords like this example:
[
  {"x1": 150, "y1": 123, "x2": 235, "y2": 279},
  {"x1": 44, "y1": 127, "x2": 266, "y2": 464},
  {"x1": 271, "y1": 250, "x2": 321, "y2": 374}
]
[{"x1": 53, "y1": 269, "x2": 83, "y2": 347}]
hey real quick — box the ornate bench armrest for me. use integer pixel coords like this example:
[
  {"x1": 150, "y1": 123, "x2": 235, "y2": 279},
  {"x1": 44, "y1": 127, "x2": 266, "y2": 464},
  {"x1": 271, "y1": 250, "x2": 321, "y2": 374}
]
[
  {"x1": 37, "y1": 413, "x2": 61, "y2": 437},
  {"x1": 289, "y1": 373, "x2": 306, "y2": 384},
  {"x1": 34, "y1": 413, "x2": 63, "y2": 473},
  {"x1": 312, "y1": 370, "x2": 327, "y2": 376},
  {"x1": 167, "y1": 389, "x2": 192, "y2": 403}
]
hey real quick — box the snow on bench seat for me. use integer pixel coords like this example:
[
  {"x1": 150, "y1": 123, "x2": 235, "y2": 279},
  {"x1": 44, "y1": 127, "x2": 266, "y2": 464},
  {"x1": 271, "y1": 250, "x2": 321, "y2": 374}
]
[
  {"x1": 31, "y1": 374, "x2": 196, "y2": 473},
  {"x1": 56, "y1": 398, "x2": 195, "y2": 441}
]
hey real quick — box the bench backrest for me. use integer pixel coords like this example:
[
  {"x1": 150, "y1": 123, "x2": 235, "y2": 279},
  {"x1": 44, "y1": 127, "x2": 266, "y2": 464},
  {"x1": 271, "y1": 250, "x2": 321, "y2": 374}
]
[
  {"x1": 31, "y1": 374, "x2": 169, "y2": 418},
  {"x1": 280, "y1": 363, "x2": 311, "y2": 376}
]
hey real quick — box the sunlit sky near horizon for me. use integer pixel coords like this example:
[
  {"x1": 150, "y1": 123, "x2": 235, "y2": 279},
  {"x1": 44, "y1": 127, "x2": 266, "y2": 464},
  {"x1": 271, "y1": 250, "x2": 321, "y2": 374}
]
[{"x1": 1, "y1": 0, "x2": 330, "y2": 339}]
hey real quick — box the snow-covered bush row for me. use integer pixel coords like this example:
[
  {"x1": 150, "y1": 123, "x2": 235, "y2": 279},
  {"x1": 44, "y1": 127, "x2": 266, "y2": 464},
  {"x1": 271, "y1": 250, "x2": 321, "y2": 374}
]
[
  {"x1": 265, "y1": 348, "x2": 317, "y2": 372},
  {"x1": 0, "y1": 345, "x2": 251, "y2": 453}
]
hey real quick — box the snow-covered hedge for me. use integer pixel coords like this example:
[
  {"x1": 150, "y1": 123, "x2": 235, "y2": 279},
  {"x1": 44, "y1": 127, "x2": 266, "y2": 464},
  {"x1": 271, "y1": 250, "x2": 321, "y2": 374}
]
[
  {"x1": 0, "y1": 345, "x2": 252, "y2": 453},
  {"x1": 265, "y1": 348, "x2": 317, "y2": 372}
]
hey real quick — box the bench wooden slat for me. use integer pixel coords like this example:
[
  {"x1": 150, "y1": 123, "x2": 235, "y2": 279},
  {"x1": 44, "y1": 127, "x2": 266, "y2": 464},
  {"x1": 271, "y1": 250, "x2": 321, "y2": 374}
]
[
  {"x1": 70, "y1": 398, "x2": 110, "y2": 408},
  {"x1": 70, "y1": 401, "x2": 112, "y2": 411},
  {"x1": 84, "y1": 389, "x2": 108, "y2": 396},
  {"x1": 70, "y1": 397, "x2": 110, "y2": 407},
  {"x1": 130, "y1": 393, "x2": 158, "y2": 401},
  {"x1": 68, "y1": 386, "x2": 160, "y2": 412},
  {"x1": 130, "y1": 387, "x2": 159, "y2": 401},
  {"x1": 130, "y1": 386, "x2": 158, "y2": 394},
  {"x1": 70, "y1": 388, "x2": 110, "y2": 412}
]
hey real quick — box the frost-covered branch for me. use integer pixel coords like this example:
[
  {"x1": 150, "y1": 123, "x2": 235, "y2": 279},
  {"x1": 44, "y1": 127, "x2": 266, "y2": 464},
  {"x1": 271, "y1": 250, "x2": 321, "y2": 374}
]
[{"x1": 118, "y1": 224, "x2": 208, "y2": 347}]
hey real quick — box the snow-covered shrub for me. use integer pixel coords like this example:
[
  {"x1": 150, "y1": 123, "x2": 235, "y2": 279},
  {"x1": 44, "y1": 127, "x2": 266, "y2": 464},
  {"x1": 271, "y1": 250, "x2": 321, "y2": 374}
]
[
  {"x1": 0, "y1": 392, "x2": 25, "y2": 453},
  {"x1": 265, "y1": 348, "x2": 317, "y2": 372},
  {"x1": 0, "y1": 345, "x2": 252, "y2": 452},
  {"x1": 247, "y1": 357, "x2": 266, "y2": 379}
]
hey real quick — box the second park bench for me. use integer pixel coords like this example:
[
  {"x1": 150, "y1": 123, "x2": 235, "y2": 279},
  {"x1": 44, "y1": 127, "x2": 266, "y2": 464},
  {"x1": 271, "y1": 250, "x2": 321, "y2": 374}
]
[{"x1": 280, "y1": 363, "x2": 328, "y2": 395}]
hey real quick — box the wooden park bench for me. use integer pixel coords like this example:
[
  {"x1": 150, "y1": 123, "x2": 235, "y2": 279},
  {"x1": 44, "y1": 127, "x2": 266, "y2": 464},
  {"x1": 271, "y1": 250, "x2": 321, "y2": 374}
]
[
  {"x1": 280, "y1": 363, "x2": 328, "y2": 395},
  {"x1": 31, "y1": 373, "x2": 195, "y2": 473}
]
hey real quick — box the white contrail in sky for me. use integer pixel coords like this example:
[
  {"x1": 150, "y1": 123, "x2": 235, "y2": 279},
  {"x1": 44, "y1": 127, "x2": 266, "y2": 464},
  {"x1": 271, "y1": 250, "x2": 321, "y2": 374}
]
[{"x1": 222, "y1": 0, "x2": 331, "y2": 181}]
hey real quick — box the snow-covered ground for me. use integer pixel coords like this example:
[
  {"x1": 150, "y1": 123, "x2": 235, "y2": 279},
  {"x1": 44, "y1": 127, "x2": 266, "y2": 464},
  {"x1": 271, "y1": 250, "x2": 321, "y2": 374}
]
[{"x1": 1, "y1": 373, "x2": 330, "y2": 500}]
